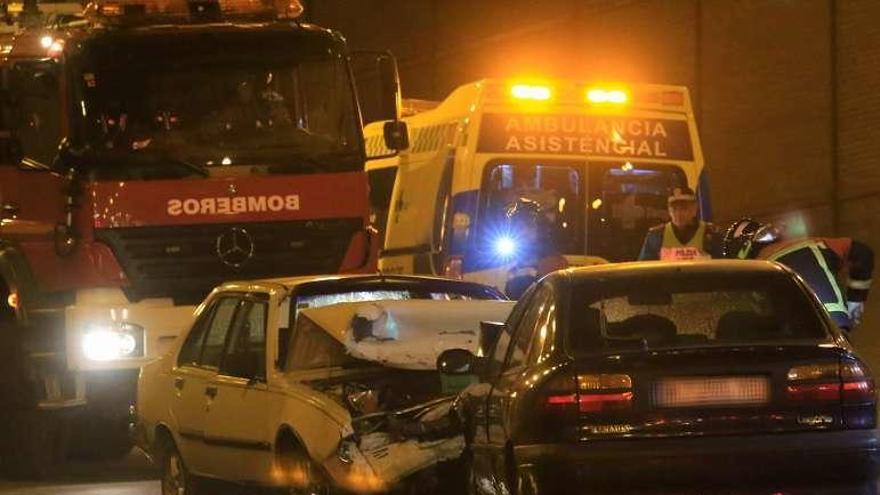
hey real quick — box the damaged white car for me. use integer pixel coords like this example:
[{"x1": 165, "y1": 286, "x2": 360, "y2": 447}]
[{"x1": 133, "y1": 274, "x2": 511, "y2": 494}]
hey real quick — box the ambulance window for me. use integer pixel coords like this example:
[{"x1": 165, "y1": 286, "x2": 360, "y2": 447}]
[
  {"x1": 481, "y1": 161, "x2": 583, "y2": 255},
  {"x1": 587, "y1": 163, "x2": 687, "y2": 262},
  {"x1": 9, "y1": 62, "x2": 64, "y2": 167}
]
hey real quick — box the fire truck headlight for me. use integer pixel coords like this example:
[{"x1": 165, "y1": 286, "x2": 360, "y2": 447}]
[
  {"x1": 82, "y1": 323, "x2": 143, "y2": 361},
  {"x1": 494, "y1": 236, "x2": 517, "y2": 259}
]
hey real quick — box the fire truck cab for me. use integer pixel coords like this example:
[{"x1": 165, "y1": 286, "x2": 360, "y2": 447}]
[{"x1": 0, "y1": 0, "x2": 408, "y2": 476}]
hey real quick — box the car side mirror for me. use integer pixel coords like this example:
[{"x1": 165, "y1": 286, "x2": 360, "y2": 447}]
[
  {"x1": 437, "y1": 348, "x2": 477, "y2": 375},
  {"x1": 354, "y1": 50, "x2": 410, "y2": 157},
  {"x1": 383, "y1": 120, "x2": 409, "y2": 151},
  {"x1": 479, "y1": 321, "x2": 505, "y2": 357}
]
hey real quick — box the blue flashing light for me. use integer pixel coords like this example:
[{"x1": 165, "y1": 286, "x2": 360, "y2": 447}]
[{"x1": 494, "y1": 236, "x2": 516, "y2": 259}]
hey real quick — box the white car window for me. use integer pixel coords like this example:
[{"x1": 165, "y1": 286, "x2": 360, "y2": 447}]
[
  {"x1": 221, "y1": 299, "x2": 267, "y2": 379},
  {"x1": 178, "y1": 301, "x2": 216, "y2": 367},
  {"x1": 199, "y1": 297, "x2": 241, "y2": 369}
]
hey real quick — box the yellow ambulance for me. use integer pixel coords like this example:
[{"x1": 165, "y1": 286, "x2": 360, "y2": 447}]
[{"x1": 365, "y1": 79, "x2": 708, "y2": 289}]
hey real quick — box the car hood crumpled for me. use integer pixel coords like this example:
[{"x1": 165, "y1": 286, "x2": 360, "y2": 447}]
[{"x1": 299, "y1": 299, "x2": 515, "y2": 369}]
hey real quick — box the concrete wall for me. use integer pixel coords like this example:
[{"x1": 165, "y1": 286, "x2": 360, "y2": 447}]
[{"x1": 309, "y1": 0, "x2": 880, "y2": 330}]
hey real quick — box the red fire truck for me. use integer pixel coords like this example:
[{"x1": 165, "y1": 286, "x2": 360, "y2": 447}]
[{"x1": 0, "y1": 0, "x2": 408, "y2": 476}]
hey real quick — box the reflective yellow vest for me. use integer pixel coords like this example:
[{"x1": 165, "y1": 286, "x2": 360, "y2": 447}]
[
  {"x1": 761, "y1": 239, "x2": 848, "y2": 316},
  {"x1": 659, "y1": 222, "x2": 711, "y2": 261}
]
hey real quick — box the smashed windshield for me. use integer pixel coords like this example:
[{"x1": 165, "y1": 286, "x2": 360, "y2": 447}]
[
  {"x1": 294, "y1": 289, "x2": 486, "y2": 312},
  {"x1": 78, "y1": 31, "x2": 361, "y2": 180},
  {"x1": 569, "y1": 273, "x2": 828, "y2": 352}
]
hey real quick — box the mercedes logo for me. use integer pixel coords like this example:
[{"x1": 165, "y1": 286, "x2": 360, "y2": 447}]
[{"x1": 216, "y1": 227, "x2": 254, "y2": 268}]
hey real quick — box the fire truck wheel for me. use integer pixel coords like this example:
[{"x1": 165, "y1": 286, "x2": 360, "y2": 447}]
[{"x1": 0, "y1": 411, "x2": 64, "y2": 480}]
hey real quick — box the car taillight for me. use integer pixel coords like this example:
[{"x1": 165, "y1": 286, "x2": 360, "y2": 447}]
[
  {"x1": 545, "y1": 373, "x2": 634, "y2": 414},
  {"x1": 843, "y1": 381, "x2": 874, "y2": 402},
  {"x1": 786, "y1": 382, "x2": 841, "y2": 402},
  {"x1": 786, "y1": 360, "x2": 875, "y2": 405},
  {"x1": 841, "y1": 360, "x2": 875, "y2": 403}
]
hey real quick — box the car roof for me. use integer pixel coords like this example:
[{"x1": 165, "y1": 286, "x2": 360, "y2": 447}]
[
  {"x1": 562, "y1": 260, "x2": 789, "y2": 281},
  {"x1": 217, "y1": 273, "x2": 506, "y2": 298}
]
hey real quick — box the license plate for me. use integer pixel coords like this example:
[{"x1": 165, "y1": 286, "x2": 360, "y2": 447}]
[{"x1": 654, "y1": 376, "x2": 769, "y2": 408}]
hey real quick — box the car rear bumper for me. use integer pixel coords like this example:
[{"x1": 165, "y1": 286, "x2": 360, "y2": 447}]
[{"x1": 515, "y1": 429, "x2": 880, "y2": 489}]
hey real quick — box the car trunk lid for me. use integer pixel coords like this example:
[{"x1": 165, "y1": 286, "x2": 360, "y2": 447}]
[{"x1": 564, "y1": 344, "x2": 874, "y2": 441}]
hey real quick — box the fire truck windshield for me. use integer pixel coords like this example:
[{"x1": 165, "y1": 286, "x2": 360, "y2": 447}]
[{"x1": 77, "y1": 29, "x2": 361, "y2": 180}]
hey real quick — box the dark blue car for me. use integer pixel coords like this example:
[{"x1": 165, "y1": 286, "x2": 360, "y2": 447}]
[{"x1": 439, "y1": 260, "x2": 879, "y2": 494}]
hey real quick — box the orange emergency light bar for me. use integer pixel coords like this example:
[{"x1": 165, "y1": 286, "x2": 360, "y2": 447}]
[
  {"x1": 510, "y1": 83, "x2": 553, "y2": 101},
  {"x1": 85, "y1": 0, "x2": 302, "y2": 20},
  {"x1": 497, "y1": 80, "x2": 686, "y2": 109},
  {"x1": 586, "y1": 87, "x2": 629, "y2": 104}
]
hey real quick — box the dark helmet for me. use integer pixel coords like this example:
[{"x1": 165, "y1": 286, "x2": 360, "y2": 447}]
[
  {"x1": 722, "y1": 218, "x2": 781, "y2": 259},
  {"x1": 505, "y1": 198, "x2": 543, "y2": 228}
]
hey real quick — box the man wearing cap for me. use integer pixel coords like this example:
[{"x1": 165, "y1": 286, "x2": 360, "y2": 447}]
[{"x1": 638, "y1": 186, "x2": 721, "y2": 261}]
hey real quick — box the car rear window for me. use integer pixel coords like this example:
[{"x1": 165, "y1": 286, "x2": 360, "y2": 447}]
[{"x1": 569, "y1": 273, "x2": 829, "y2": 352}]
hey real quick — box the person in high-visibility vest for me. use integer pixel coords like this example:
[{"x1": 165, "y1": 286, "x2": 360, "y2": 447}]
[
  {"x1": 638, "y1": 186, "x2": 722, "y2": 261},
  {"x1": 723, "y1": 218, "x2": 875, "y2": 330}
]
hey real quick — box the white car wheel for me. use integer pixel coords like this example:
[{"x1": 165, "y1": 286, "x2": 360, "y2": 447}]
[
  {"x1": 162, "y1": 443, "x2": 198, "y2": 495},
  {"x1": 277, "y1": 442, "x2": 332, "y2": 495}
]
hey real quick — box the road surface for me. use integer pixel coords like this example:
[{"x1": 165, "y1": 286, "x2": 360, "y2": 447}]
[
  {"x1": 0, "y1": 450, "x2": 159, "y2": 495},
  {"x1": 1, "y1": 329, "x2": 880, "y2": 494},
  {"x1": 0, "y1": 452, "x2": 878, "y2": 494}
]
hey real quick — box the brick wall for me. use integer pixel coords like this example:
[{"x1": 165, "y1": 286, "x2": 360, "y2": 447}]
[
  {"x1": 309, "y1": 0, "x2": 880, "y2": 330},
  {"x1": 835, "y1": 0, "x2": 880, "y2": 341},
  {"x1": 700, "y1": 0, "x2": 834, "y2": 231}
]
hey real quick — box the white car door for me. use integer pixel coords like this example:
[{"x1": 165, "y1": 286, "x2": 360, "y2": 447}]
[
  {"x1": 171, "y1": 295, "x2": 242, "y2": 475},
  {"x1": 201, "y1": 293, "x2": 274, "y2": 482}
]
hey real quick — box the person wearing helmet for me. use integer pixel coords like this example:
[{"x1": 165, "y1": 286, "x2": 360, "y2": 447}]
[
  {"x1": 503, "y1": 198, "x2": 568, "y2": 299},
  {"x1": 638, "y1": 186, "x2": 722, "y2": 261},
  {"x1": 723, "y1": 218, "x2": 874, "y2": 330}
]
